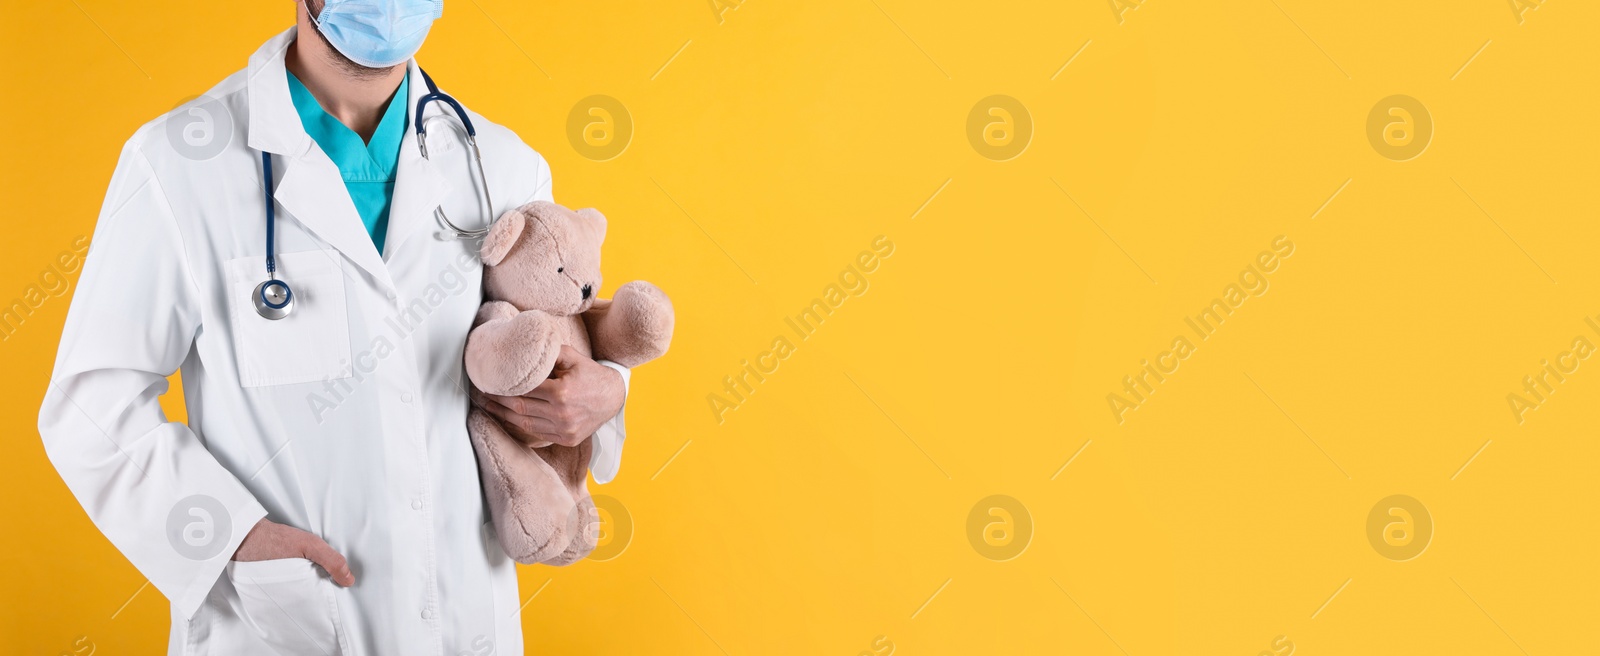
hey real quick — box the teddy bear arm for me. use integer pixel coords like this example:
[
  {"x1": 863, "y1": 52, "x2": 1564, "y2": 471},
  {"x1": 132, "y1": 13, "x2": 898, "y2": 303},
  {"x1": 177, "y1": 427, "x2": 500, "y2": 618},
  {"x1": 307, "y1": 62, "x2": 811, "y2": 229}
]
[
  {"x1": 473, "y1": 300, "x2": 521, "y2": 328},
  {"x1": 465, "y1": 307, "x2": 564, "y2": 396},
  {"x1": 464, "y1": 303, "x2": 516, "y2": 391},
  {"x1": 584, "y1": 280, "x2": 675, "y2": 368}
]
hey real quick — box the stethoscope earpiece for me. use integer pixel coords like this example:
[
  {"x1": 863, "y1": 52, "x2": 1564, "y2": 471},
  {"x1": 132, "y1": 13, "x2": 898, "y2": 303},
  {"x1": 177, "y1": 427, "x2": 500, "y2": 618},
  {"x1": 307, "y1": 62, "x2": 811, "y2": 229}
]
[{"x1": 417, "y1": 68, "x2": 492, "y2": 242}]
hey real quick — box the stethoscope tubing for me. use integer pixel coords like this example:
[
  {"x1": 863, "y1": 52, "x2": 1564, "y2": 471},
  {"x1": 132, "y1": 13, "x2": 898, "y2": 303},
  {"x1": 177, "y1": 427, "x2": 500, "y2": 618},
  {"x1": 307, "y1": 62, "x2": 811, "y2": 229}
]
[
  {"x1": 255, "y1": 68, "x2": 492, "y2": 320},
  {"x1": 415, "y1": 67, "x2": 492, "y2": 240}
]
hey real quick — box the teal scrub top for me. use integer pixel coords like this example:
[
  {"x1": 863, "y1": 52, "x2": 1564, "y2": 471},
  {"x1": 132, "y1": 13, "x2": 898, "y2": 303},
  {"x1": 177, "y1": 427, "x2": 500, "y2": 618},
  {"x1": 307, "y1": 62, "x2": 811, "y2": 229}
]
[{"x1": 286, "y1": 71, "x2": 409, "y2": 254}]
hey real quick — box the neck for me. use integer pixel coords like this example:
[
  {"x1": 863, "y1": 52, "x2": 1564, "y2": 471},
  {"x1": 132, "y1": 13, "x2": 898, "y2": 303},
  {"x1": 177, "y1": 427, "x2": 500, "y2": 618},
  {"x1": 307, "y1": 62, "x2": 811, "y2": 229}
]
[{"x1": 286, "y1": 9, "x2": 406, "y2": 142}]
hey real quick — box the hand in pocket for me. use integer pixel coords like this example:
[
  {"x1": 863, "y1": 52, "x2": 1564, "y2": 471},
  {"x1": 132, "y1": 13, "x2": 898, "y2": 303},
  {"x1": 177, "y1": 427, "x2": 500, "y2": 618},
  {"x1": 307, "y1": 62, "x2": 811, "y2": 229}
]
[{"x1": 233, "y1": 518, "x2": 356, "y2": 587}]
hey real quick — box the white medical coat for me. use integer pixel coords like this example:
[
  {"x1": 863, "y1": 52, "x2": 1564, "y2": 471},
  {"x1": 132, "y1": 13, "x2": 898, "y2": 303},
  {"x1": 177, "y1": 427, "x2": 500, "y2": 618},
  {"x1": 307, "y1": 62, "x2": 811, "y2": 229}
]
[{"x1": 38, "y1": 28, "x2": 629, "y2": 655}]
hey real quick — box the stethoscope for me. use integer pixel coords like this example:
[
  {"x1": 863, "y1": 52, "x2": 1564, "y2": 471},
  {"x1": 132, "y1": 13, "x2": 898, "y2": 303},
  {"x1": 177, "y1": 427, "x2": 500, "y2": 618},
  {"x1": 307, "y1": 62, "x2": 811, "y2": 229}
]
[{"x1": 255, "y1": 68, "x2": 494, "y2": 320}]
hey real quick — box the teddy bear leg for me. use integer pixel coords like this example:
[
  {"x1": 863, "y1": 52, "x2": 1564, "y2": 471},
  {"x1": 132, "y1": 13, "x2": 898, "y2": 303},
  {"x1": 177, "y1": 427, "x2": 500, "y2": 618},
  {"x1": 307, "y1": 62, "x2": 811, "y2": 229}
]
[
  {"x1": 534, "y1": 439, "x2": 599, "y2": 566},
  {"x1": 541, "y1": 490, "x2": 597, "y2": 566},
  {"x1": 585, "y1": 281, "x2": 675, "y2": 368},
  {"x1": 467, "y1": 407, "x2": 577, "y2": 564},
  {"x1": 465, "y1": 309, "x2": 564, "y2": 397}
]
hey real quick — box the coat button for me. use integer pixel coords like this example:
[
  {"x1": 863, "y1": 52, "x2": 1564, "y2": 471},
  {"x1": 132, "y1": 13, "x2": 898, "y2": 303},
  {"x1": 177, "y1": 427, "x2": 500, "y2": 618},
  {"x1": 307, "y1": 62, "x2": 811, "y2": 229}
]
[
  {"x1": 412, "y1": 499, "x2": 423, "y2": 510},
  {"x1": 401, "y1": 392, "x2": 414, "y2": 404},
  {"x1": 422, "y1": 608, "x2": 435, "y2": 620}
]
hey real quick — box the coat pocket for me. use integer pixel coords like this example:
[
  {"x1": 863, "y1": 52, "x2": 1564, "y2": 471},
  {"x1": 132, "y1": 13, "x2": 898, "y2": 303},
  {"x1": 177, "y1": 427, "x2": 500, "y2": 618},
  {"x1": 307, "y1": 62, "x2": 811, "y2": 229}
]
[
  {"x1": 225, "y1": 558, "x2": 346, "y2": 655},
  {"x1": 224, "y1": 249, "x2": 353, "y2": 387}
]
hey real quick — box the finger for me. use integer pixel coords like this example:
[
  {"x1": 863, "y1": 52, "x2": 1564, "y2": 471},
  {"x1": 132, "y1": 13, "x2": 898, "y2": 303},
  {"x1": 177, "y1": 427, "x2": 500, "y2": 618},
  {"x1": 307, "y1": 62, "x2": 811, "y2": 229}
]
[
  {"x1": 499, "y1": 417, "x2": 564, "y2": 447},
  {"x1": 521, "y1": 378, "x2": 565, "y2": 404},
  {"x1": 526, "y1": 432, "x2": 568, "y2": 446},
  {"x1": 478, "y1": 397, "x2": 522, "y2": 430},
  {"x1": 487, "y1": 392, "x2": 550, "y2": 417},
  {"x1": 551, "y1": 345, "x2": 587, "y2": 372},
  {"x1": 480, "y1": 395, "x2": 525, "y2": 425},
  {"x1": 549, "y1": 431, "x2": 587, "y2": 447},
  {"x1": 507, "y1": 415, "x2": 570, "y2": 445},
  {"x1": 482, "y1": 397, "x2": 560, "y2": 436},
  {"x1": 297, "y1": 532, "x2": 355, "y2": 587},
  {"x1": 474, "y1": 390, "x2": 531, "y2": 419}
]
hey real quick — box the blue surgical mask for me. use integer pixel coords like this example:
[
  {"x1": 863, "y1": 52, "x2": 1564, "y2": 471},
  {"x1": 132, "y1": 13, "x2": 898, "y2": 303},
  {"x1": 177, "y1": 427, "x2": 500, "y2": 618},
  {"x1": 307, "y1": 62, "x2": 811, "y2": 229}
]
[{"x1": 309, "y1": 0, "x2": 444, "y2": 69}]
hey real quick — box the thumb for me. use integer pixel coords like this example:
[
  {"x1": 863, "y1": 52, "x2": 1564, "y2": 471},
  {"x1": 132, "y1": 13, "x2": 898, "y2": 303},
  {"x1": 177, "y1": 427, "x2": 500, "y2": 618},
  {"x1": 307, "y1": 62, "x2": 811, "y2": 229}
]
[
  {"x1": 296, "y1": 531, "x2": 356, "y2": 587},
  {"x1": 551, "y1": 345, "x2": 582, "y2": 373}
]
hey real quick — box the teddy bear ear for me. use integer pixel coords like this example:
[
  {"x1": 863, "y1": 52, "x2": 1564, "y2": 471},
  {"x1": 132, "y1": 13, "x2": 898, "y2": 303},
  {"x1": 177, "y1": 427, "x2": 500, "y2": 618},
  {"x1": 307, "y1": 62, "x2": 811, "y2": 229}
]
[
  {"x1": 576, "y1": 208, "x2": 608, "y2": 243},
  {"x1": 480, "y1": 209, "x2": 527, "y2": 266}
]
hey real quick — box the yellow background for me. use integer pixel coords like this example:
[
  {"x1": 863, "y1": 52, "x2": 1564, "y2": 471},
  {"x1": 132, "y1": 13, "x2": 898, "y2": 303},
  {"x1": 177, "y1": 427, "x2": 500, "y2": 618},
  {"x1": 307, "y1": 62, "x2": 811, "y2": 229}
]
[{"x1": 2, "y1": 0, "x2": 1597, "y2": 653}]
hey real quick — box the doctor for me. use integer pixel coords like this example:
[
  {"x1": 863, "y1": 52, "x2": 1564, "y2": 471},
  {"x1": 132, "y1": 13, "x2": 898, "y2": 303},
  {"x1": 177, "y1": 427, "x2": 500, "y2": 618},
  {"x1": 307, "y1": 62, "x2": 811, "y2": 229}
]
[{"x1": 39, "y1": 1, "x2": 630, "y2": 654}]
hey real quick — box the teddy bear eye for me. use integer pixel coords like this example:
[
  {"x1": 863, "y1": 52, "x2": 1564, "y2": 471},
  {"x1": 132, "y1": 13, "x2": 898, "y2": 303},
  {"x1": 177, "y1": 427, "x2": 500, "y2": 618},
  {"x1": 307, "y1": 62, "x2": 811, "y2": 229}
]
[{"x1": 557, "y1": 267, "x2": 564, "y2": 273}]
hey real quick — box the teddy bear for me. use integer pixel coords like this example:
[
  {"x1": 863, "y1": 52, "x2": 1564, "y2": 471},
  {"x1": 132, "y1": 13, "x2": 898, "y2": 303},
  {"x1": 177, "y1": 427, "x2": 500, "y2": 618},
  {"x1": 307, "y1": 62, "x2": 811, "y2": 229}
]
[{"x1": 463, "y1": 200, "x2": 674, "y2": 565}]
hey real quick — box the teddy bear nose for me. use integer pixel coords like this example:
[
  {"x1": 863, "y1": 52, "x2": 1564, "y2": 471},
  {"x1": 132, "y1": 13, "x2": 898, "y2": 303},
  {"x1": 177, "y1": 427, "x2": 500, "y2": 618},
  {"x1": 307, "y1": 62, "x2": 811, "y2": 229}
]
[{"x1": 581, "y1": 284, "x2": 593, "y2": 300}]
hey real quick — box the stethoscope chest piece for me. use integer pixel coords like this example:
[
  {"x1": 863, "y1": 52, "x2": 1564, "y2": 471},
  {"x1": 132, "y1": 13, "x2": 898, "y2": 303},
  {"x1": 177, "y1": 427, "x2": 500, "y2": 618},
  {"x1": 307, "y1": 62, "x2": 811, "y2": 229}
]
[{"x1": 253, "y1": 279, "x2": 294, "y2": 320}]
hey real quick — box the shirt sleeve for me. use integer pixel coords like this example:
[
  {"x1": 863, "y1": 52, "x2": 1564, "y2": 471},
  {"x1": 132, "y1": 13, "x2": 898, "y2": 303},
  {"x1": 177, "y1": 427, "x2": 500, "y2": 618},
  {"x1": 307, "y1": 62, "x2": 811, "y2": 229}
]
[
  {"x1": 589, "y1": 361, "x2": 631, "y2": 484},
  {"x1": 533, "y1": 154, "x2": 553, "y2": 203},
  {"x1": 38, "y1": 139, "x2": 267, "y2": 621}
]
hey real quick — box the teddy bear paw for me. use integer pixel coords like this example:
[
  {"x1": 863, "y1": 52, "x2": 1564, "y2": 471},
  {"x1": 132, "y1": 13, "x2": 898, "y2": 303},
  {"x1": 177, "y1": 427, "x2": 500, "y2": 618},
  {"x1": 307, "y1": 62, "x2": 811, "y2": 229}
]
[{"x1": 465, "y1": 311, "x2": 563, "y2": 397}]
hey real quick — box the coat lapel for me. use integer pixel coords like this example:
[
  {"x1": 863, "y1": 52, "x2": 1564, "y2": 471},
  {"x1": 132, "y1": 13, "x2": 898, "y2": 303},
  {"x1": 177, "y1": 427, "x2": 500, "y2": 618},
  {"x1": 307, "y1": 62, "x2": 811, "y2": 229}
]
[
  {"x1": 273, "y1": 153, "x2": 395, "y2": 292},
  {"x1": 245, "y1": 27, "x2": 397, "y2": 295}
]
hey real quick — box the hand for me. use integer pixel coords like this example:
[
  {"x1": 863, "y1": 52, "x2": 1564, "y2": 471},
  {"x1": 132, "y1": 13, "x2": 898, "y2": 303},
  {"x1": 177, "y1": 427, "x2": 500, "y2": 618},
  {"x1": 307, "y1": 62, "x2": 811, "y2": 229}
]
[
  {"x1": 474, "y1": 345, "x2": 624, "y2": 448},
  {"x1": 232, "y1": 518, "x2": 356, "y2": 587}
]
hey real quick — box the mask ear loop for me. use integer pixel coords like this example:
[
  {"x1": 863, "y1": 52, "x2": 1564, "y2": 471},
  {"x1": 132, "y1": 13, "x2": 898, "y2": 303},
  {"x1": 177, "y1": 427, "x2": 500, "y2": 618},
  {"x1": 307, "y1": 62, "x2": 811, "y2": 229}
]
[{"x1": 302, "y1": 0, "x2": 326, "y2": 29}]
